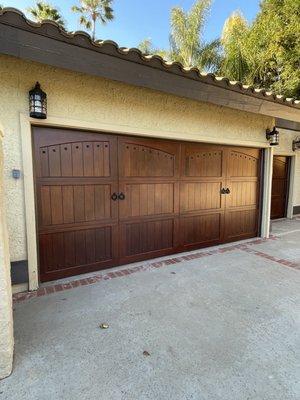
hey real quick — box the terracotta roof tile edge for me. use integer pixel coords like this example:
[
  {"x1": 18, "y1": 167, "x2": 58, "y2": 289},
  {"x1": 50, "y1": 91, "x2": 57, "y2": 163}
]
[{"x1": 0, "y1": 7, "x2": 299, "y2": 109}]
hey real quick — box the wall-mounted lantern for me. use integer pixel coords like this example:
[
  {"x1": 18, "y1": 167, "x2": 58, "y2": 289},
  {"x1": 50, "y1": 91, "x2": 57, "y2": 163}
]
[
  {"x1": 29, "y1": 82, "x2": 47, "y2": 119},
  {"x1": 266, "y1": 127, "x2": 279, "y2": 146},
  {"x1": 292, "y1": 136, "x2": 300, "y2": 151}
]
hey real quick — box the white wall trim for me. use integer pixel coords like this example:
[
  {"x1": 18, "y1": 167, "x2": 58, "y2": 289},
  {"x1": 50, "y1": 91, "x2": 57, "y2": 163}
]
[
  {"x1": 20, "y1": 112, "x2": 272, "y2": 290},
  {"x1": 261, "y1": 148, "x2": 274, "y2": 238},
  {"x1": 20, "y1": 114, "x2": 39, "y2": 290}
]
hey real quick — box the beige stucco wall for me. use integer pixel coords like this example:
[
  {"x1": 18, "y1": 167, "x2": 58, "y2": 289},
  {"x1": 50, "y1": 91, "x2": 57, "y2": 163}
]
[
  {"x1": 0, "y1": 130, "x2": 13, "y2": 379},
  {"x1": 0, "y1": 54, "x2": 299, "y2": 262}
]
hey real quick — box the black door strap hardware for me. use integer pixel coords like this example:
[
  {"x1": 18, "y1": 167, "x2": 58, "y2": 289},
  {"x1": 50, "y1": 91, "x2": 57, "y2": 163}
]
[{"x1": 221, "y1": 188, "x2": 231, "y2": 194}]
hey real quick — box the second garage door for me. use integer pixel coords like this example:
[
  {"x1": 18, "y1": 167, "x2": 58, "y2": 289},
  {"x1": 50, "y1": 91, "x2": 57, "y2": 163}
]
[{"x1": 33, "y1": 128, "x2": 261, "y2": 281}]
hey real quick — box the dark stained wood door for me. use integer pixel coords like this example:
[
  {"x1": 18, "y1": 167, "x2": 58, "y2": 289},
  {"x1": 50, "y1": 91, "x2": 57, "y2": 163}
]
[
  {"x1": 33, "y1": 128, "x2": 262, "y2": 281},
  {"x1": 271, "y1": 156, "x2": 289, "y2": 219},
  {"x1": 33, "y1": 127, "x2": 118, "y2": 281},
  {"x1": 224, "y1": 147, "x2": 261, "y2": 241},
  {"x1": 118, "y1": 136, "x2": 180, "y2": 263},
  {"x1": 179, "y1": 143, "x2": 226, "y2": 249}
]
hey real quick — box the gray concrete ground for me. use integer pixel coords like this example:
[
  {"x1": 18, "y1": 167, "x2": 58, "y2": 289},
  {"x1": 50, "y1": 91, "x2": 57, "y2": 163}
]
[{"x1": 1, "y1": 219, "x2": 300, "y2": 400}]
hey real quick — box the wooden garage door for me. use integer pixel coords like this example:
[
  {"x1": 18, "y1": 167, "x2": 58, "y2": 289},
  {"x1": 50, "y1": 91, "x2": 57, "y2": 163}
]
[
  {"x1": 271, "y1": 156, "x2": 289, "y2": 219},
  {"x1": 224, "y1": 147, "x2": 261, "y2": 241},
  {"x1": 179, "y1": 144, "x2": 261, "y2": 248},
  {"x1": 33, "y1": 128, "x2": 119, "y2": 282},
  {"x1": 118, "y1": 136, "x2": 180, "y2": 264},
  {"x1": 33, "y1": 128, "x2": 261, "y2": 281},
  {"x1": 179, "y1": 143, "x2": 225, "y2": 249}
]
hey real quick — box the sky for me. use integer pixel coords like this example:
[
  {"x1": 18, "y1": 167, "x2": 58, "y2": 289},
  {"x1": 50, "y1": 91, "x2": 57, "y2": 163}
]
[{"x1": 4, "y1": 0, "x2": 261, "y2": 48}]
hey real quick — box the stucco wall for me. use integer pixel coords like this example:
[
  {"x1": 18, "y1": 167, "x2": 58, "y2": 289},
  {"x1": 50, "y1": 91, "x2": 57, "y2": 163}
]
[
  {"x1": 0, "y1": 54, "x2": 298, "y2": 262},
  {"x1": 0, "y1": 131, "x2": 13, "y2": 379}
]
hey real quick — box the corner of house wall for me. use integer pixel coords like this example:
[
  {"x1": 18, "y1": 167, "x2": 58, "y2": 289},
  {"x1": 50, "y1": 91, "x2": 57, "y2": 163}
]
[{"x1": 0, "y1": 123, "x2": 14, "y2": 379}]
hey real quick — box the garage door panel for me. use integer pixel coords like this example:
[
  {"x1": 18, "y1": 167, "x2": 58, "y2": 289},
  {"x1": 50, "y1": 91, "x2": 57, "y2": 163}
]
[
  {"x1": 39, "y1": 226, "x2": 113, "y2": 273},
  {"x1": 271, "y1": 179, "x2": 286, "y2": 196},
  {"x1": 180, "y1": 182, "x2": 222, "y2": 212},
  {"x1": 38, "y1": 183, "x2": 116, "y2": 227},
  {"x1": 227, "y1": 149, "x2": 260, "y2": 178},
  {"x1": 272, "y1": 156, "x2": 288, "y2": 178},
  {"x1": 120, "y1": 219, "x2": 175, "y2": 258},
  {"x1": 119, "y1": 182, "x2": 177, "y2": 218},
  {"x1": 119, "y1": 138, "x2": 180, "y2": 178},
  {"x1": 271, "y1": 198, "x2": 286, "y2": 220},
  {"x1": 227, "y1": 181, "x2": 259, "y2": 208},
  {"x1": 224, "y1": 148, "x2": 261, "y2": 241},
  {"x1": 271, "y1": 156, "x2": 289, "y2": 219},
  {"x1": 224, "y1": 210, "x2": 258, "y2": 240},
  {"x1": 34, "y1": 128, "x2": 119, "y2": 281},
  {"x1": 38, "y1": 140, "x2": 113, "y2": 178},
  {"x1": 180, "y1": 213, "x2": 222, "y2": 247},
  {"x1": 181, "y1": 144, "x2": 224, "y2": 178},
  {"x1": 118, "y1": 136, "x2": 180, "y2": 261}
]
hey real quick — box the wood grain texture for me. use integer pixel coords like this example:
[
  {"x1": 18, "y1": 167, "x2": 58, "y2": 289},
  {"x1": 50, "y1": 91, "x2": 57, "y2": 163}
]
[
  {"x1": 179, "y1": 143, "x2": 225, "y2": 248},
  {"x1": 118, "y1": 136, "x2": 180, "y2": 263},
  {"x1": 224, "y1": 147, "x2": 261, "y2": 241},
  {"x1": 33, "y1": 127, "x2": 118, "y2": 281},
  {"x1": 271, "y1": 156, "x2": 289, "y2": 219},
  {"x1": 33, "y1": 128, "x2": 261, "y2": 281}
]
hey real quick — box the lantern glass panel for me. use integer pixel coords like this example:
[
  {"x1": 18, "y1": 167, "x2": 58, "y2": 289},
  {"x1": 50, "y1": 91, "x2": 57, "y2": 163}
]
[{"x1": 29, "y1": 82, "x2": 47, "y2": 119}]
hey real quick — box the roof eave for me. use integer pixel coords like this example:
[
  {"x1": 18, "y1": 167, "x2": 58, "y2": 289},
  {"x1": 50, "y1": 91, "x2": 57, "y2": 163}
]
[{"x1": 0, "y1": 8, "x2": 299, "y2": 123}]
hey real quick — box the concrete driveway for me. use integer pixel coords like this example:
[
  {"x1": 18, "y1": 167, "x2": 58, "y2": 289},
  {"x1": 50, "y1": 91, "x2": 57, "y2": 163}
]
[{"x1": 1, "y1": 219, "x2": 300, "y2": 400}]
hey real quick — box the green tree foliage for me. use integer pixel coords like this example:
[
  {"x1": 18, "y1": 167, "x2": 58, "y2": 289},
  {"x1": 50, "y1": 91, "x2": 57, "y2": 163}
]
[
  {"x1": 220, "y1": 11, "x2": 249, "y2": 82},
  {"x1": 27, "y1": 1, "x2": 65, "y2": 28},
  {"x1": 137, "y1": 38, "x2": 168, "y2": 59},
  {"x1": 139, "y1": 1, "x2": 221, "y2": 72},
  {"x1": 169, "y1": 0, "x2": 221, "y2": 70},
  {"x1": 138, "y1": 38, "x2": 153, "y2": 55},
  {"x1": 72, "y1": 0, "x2": 114, "y2": 40},
  {"x1": 221, "y1": 0, "x2": 300, "y2": 98}
]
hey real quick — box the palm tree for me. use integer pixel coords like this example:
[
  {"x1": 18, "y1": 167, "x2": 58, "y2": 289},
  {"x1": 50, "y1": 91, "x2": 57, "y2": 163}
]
[
  {"x1": 71, "y1": 0, "x2": 114, "y2": 41},
  {"x1": 220, "y1": 11, "x2": 249, "y2": 81},
  {"x1": 27, "y1": 1, "x2": 65, "y2": 28},
  {"x1": 169, "y1": 0, "x2": 221, "y2": 71},
  {"x1": 138, "y1": 38, "x2": 154, "y2": 55},
  {"x1": 137, "y1": 38, "x2": 168, "y2": 59}
]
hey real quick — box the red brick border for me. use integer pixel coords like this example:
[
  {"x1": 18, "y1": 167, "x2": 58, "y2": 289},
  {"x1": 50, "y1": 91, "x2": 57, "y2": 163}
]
[
  {"x1": 13, "y1": 235, "x2": 299, "y2": 303},
  {"x1": 239, "y1": 246, "x2": 300, "y2": 270}
]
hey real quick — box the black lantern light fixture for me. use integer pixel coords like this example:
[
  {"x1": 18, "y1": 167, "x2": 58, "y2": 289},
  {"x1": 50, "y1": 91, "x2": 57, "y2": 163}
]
[
  {"x1": 266, "y1": 127, "x2": 279, "y2": 146},
  {"x1": 29, "y1": 82, "x2": 47, "y2": 119},
  {"x1": 292, "y1": 136, "x2": 300, "y2": 151}
]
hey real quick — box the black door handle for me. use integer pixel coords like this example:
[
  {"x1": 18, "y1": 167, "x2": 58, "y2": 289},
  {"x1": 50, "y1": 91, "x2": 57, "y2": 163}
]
[
  {"x1": 111, "y1": 193, "x2": 118, "y2": 201},
  {"x1": 118, "y1": 192, "x2": 125, "y2": 200},
  {"x1": 226, "y1": 188, "x2": 231, "y2": 194},
  {"x1": 220, "y1": 188, "x2": 226, "y2": 194}
]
